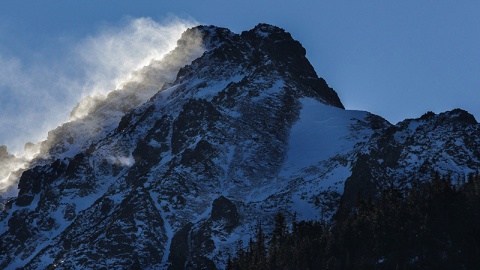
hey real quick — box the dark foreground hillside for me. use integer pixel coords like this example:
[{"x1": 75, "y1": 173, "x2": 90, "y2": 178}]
[{"x1": 228, "y1": 171, "x2": 480, "y2": 270}]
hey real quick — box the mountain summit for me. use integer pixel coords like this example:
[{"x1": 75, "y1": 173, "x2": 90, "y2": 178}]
[{"x1": 1, "y1": 24, "x2": 479, "y2": 269}]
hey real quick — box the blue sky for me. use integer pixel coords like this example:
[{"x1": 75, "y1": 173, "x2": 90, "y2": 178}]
[{"x1": 1, "y1": 1, "x2": 479, "y2": 153}]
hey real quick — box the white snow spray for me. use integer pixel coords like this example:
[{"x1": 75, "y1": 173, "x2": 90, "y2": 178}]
[{"x1": 0, "y1": 16, "x2": 200, "y2": 197}]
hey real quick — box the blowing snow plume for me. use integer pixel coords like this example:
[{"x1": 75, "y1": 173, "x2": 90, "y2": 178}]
[
  {"x1": 0, "y1": 17, "x2": 204, "y2": 198},
  {"x1": 70, "y1": 17, "x2": 202, "y2": 119}
]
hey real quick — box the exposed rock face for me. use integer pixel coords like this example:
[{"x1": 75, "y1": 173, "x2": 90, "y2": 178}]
[{"x1": 1, "y1": 24, "x2": 479, "y2": 269}]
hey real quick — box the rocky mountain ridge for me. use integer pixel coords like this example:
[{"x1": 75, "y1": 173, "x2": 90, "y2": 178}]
[{"x1": 1, "y1": 24, "x2": 479, "y2": 269}]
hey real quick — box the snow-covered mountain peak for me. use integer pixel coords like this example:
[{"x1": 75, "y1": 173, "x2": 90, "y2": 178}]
[{"x1": 1, "y1": 24, "x2": 478, "y2": 269}]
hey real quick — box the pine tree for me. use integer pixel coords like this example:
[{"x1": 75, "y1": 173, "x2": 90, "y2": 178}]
[{"x1": 253, "y1": 223, "x2": 267, "y2": 269}]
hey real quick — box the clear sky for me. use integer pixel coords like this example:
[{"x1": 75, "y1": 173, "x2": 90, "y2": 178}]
[{"x1": 1, "y1": 1, "x2": 479, "y2": 153}]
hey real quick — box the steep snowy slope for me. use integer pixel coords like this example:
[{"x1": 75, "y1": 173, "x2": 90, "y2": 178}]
[{"x1": 1, "y1": 24, "x2": 478, "y2": 269}]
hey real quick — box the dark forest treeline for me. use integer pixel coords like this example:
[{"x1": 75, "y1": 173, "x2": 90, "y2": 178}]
[{"x1": 226, "y1": 172, "x2": 480, "y2": 270}]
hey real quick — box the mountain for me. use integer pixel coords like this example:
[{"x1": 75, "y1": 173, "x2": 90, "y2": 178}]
[{"x1": 1, "y1": 24, "x2": 479, "y2": 269}]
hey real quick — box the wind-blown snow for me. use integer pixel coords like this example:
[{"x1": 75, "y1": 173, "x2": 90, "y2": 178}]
[{"x1": 0, "y1": 18, "x2": 203, "y2": 198}]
